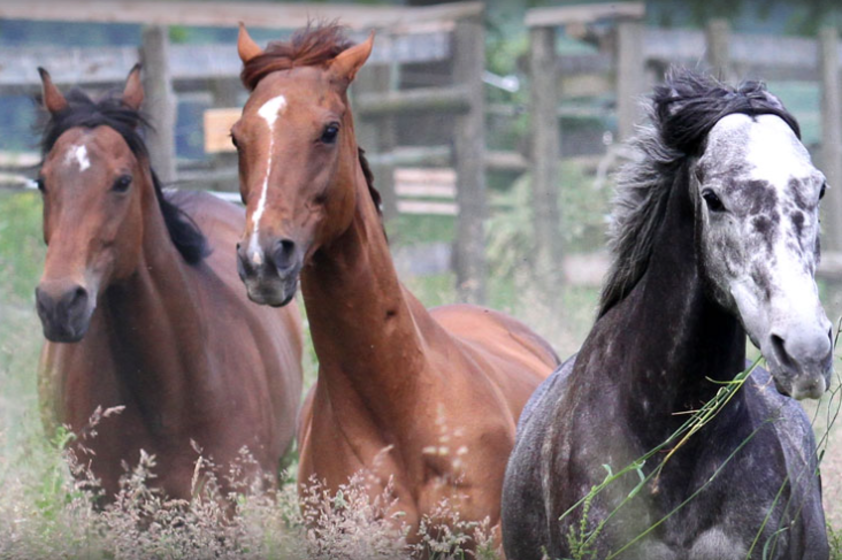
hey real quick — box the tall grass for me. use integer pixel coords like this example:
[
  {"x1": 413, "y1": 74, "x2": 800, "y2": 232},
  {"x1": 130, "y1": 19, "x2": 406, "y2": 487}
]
[
  {"x1": 0, "y1": 414, "x2": 501, "y2": 559},
  {"x1": 2, "y1": 169, "x2": 842, "y2": 560}
]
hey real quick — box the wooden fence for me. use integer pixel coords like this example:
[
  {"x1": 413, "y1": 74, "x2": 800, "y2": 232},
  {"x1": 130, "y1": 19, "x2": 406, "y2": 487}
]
[
  {"x1": 6, "y1": 1, "x2": 842, "y2": 301},
  {"x1": 528, "y1": 3, "x2": 842, "y2": 262},
  {"x1": 0, "y1": 0, "x2": 491, "y2": 304}
]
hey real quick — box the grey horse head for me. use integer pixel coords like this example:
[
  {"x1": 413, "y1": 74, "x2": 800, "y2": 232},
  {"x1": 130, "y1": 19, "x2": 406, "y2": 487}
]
[
  {"x1": 693, "y1": 112, "x2": 832, "y2": 399},
  {"x1": 601, "y1": 72, "x2": 833, "y2": 400}
]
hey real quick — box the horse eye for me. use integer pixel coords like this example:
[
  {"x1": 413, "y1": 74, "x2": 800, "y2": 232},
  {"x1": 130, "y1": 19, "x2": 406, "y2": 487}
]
[
  {"x1": 112, "y1": 174, "x2": 132, "y2": 193},
  {"x1": 702, "y1": 189, "x2": 725, "y2": 212},
  {"x1": 820, "y1": 182, "x2": 827, "y2": 200},
  {"x1": 320, "y1": 123, "x2": 340, "y2": 144}
]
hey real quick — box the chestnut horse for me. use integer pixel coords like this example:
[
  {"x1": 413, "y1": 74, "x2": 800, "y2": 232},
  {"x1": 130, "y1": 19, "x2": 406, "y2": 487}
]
[
  {"x1": 35, "y1": 66, "x2": 303, "y2": 500},
  {"x1": 231, "y1": 24, "x2": 559, "y2": 545}
]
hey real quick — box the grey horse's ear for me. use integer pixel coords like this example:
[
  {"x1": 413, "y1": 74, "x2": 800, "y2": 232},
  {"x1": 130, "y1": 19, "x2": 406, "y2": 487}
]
[
  {"x1": 659, "y1": 86, "x2": 694, "y2": 118},
  {"x1": 755, "y1": 89, "x2": 786, "y2": 112}
]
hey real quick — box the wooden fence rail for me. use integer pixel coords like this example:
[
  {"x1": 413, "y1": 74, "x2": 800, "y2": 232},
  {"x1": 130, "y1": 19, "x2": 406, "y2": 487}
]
[
  {"x1": 0, "y1": 0, "x2": 491, "y2": 304},
  {"x1": 7, "y1": 1, "x2": 842, "y2": 303},
  {"x1": 525, "y1": 2, "x2": 842, "y2": 277}
]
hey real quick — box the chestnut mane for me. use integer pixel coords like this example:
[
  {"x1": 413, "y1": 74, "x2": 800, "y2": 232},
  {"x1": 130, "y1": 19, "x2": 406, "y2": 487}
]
[{"x1": 240, "y1": 23, "x2": 354, "y2": 92}]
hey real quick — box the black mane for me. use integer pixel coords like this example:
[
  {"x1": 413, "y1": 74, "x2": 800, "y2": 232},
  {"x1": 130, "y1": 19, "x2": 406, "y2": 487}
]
[
  {"x1": 38, "y1": 88, "x2": 208, "y2": 264},
  {"x1": 652, "y1": 69, "x2": 800, "y2": 155},
  {"x1": 598, "y1": 68, "x2": 801, "y2": 317}
]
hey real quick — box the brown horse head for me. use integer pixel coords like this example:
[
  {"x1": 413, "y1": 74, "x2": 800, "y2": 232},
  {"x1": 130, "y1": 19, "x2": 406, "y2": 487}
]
[
  {"x1": 35, "y1": 66, "x2": 206, "y2": 342},
  {"x1": 233, "y1": 23, "x2": 374, "y2": 306}
]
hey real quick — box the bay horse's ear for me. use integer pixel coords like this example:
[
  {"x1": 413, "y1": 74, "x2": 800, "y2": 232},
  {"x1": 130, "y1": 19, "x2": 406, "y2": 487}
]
[
  {"x1": 122, "y1": 63, "x2": 144, "y2": 111},
  {"x1": 329, "y1": 32, "x2": 374, "y2": 85},
  {"x1": 238, "y1": 22, "x2": 263, "y2": 64},
  {"x1": 38, "y1": 67, "x2": 68, "y2": 115}
]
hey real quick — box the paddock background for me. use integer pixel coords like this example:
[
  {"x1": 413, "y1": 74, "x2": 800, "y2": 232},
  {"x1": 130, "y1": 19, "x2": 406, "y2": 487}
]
[{"x1": 0, "y1": 0, "x2": 841, "y2": 556}]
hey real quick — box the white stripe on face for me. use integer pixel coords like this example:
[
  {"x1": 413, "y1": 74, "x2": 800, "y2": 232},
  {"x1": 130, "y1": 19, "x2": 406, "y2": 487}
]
[
  {"x1": 249, "y1": 94, "x2": 288, "y2": 265},
  {"x1": 65, "y1": 144, "x2": 91, "y2": 172}
]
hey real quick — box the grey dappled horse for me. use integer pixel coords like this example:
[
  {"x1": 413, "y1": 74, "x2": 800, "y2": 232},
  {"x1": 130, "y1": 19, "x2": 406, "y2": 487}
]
[{"x1": 502, "y1": 70, "x2": 831, "y2": 560}]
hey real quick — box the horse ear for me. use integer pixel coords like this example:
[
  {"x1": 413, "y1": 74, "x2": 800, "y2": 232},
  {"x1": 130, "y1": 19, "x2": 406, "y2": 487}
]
[
  {"x1": 329, "y1": 32, "x2": 374, "y2": 85},
  {"x1": 238, "y1": 22, "x2": 263, "y2": 64},
  {"x1": 757, "y1": 89, "x2": 786, "y2": 111},
  {"x1": 122, "y1": 63, "x2": 144, "y2": 111},
  {"x1": 38, "y1": 67, "x2": 68, "y2": 114}
]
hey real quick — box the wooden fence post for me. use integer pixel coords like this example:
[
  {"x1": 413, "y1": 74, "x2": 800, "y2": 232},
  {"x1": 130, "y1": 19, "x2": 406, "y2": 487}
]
[
  {"x1": 453, "y1": 15, "x2": 487, "y2": 304},
  {"x1": 355, "y1": 60, "x2": 399, "y2": 222},
  {"x1": 705, "y1": 19, "x2": 734, "y2": 83},
  {"x1": 209, "y1": 77, "x2": 240, "y2": 192},
  {"x1": 820, "y1": 25, "x2": 842, "y2": 254},
  {"x1": 616, "y1": 19, "x2": 646, "y2": 142},
  {"x1": 140, "y1": 25, "x2": 177, "y2": 184},
  {"x1": 528, "y1": 24, "x2": 563, "y2": 287}
]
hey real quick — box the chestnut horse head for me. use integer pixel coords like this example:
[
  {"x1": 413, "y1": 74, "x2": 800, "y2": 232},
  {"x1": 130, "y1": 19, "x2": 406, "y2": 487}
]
[
  {"x1": 35, "y1": 66, "x2": 206, "y2": 342},
  {"x1": 232, "y1": 23, "x2": 378, "y2": 306}
]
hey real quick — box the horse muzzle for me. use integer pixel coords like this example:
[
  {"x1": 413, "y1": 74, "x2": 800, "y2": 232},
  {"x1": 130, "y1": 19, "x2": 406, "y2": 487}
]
[
  {"x1": 35, "y1": 280, "x2": 95, "y2": 343},
  {"x1": 236, "y1": 237, "x2": 301, "y2": 307},
  {"x1": 762, "y1": 323, "x2": 833, "y2": 400}
]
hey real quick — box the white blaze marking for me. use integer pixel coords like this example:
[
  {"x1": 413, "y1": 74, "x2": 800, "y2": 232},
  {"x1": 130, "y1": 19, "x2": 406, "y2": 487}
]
[
  {"x1": 65, "y1": 144, "x2": 91, "y2": 171},
  {"x1": 721, "y1": 115, "x2": 828, "y2": 345},
  {"x1": 249, "y1": 94, "x2": 287, "y2": 264},
  {"x1": 745, "y1": 116, "x2": 818, "y2": 315},
  {"x1": 743, "y1": 115, "x2": 812, "y2": 186}
]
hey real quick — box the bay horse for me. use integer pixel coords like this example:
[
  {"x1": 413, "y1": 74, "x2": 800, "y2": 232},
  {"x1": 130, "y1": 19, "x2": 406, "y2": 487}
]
[
  {"x1": 502, "y1": 70, "x2": 831, "y2": 559},
  {"x1": 231, "y1": 24, "x2": 559, "y2": 546},
  {"x1": 35, "y1": 66, "x2": 303, "y2": 501}
]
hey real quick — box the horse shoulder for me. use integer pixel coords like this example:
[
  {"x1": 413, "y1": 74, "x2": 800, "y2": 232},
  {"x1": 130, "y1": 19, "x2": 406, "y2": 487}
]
[
  {"x1": 428, "y1": 304, "x2": 557, "y2": 408},
  {"x1": 165, "y1": 191, "x2": 304, "y2": 464},
  {"x1": 502, "y1": 357, "x2": 575, "y2": 560},
  {"x1": 744, "y1": 368, "x2": 828, "y2": 556}
]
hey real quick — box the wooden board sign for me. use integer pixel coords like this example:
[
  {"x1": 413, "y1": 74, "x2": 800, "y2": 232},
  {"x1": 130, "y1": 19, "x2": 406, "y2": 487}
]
[{"x1": 203, "y1": 108, "x2": 241, "y2": 154}]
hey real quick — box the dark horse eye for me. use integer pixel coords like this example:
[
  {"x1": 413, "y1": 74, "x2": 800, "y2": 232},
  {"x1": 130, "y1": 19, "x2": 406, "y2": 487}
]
[
  {"x1": 820, "y1": 182, "x2": 827, "y2": 200},
  {"x1": 320, "y1": 123, "x2": 340, "y2": 144},
  {"x1": 702, "y1": 189, "x2": 725, "y2": 212},
  {"x1": 112, "y1": 174, "x2": 132, "y2": 193}
]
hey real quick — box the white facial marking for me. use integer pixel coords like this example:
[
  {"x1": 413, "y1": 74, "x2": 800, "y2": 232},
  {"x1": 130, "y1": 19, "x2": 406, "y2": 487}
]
[
  {"x1": 249, "y1": 94, "x2": 288, "y2": 261},
  {"x1": 65, "y1": 144, "x2": 91, "y2": 172},
  {"x1": 743, "y1": 115, "x2": 812, "y2": 188},
  {"x1": 707, "y1": 115, "x2": 831, "y2": 395},
  {"x1": 744, "y1": 116, "x2": 818, "y2": 319}
]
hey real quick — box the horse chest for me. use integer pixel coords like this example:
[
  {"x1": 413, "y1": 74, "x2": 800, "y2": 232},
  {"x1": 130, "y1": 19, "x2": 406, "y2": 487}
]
[{"x1": 628, "y1": 529, "x2": 748, "y2": 560}]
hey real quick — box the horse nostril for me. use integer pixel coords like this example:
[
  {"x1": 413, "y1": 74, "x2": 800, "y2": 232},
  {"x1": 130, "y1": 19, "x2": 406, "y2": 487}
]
[
  {"x1": 35, "y1": 286, "x2": 52, "y2": 316},
  {"x1": 237, "y1": 246, "x2": 254, "y2": 278},
  {"x1": 770, "y1": 334, "x2": 795, "y2": 370},
  {"x1": 273, "y1": 239, "x2": 297, "y2": 272},
  {"x1": 62, "y1": 285, "x2": 89, "y2": 315}
]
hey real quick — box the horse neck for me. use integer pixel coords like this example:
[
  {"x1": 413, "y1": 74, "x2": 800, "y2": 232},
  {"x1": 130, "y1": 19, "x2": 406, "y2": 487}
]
[
  {"x1": 597, "y1": 167, "x2": 747, "y2": 443},
  {"x1": 300, "y1": 125, "x2": 429, "y2": 420},
  {"x1": 98, "y1": 168, "x2": 207, "y2": 415}
]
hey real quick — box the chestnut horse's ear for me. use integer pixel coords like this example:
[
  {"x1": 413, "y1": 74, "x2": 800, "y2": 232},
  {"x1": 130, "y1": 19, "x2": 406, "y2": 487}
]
[
  {"x1": 238, "y1": 22, "x2": 263, "y2": 64},
  {"x1": 122, "y1": 63, "x2": 144, "y2": 111},
  {"x1": 329, "y1": 32, "x2": 374, "y2": 85},
  {"x1": 38, "y1": 67, "x2": 68, "y2": 114}
]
